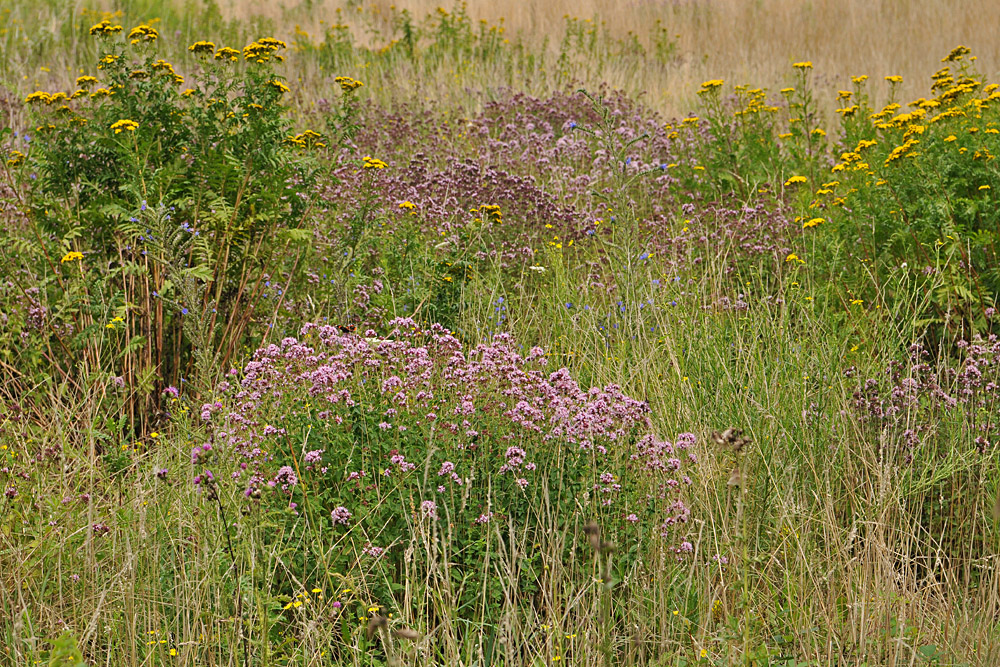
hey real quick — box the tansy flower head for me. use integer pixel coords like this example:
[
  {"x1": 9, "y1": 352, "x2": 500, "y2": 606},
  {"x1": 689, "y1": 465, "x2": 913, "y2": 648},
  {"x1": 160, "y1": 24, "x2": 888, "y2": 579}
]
[
  {"x1": 943, "y1": 45, "x2": 971, "y2": 62},
  {"x1": 265, "y1": 79, "x2": 290, "y2": 94},
  {"x1": 885, "y1": 75, "x2": 903, "y2": 84},
  {"x1": 89, "y1": 20, "x2": 122, "y2": 37},
  {"x1": 188, "y1": 41, "x2": 216, "y2": 56},
  {"x1": 127, "y1": 24, "x2": 159, "y2": 44},
  {"x1": 25, "y1": 91, "x2": 52, "y2": 105},
  {"x1": 792, "y1": 61, "x2": 813, "y2": 70},
  {"x1": 698, "y1": 79, "x2": 723, "y2": 94},
  {"x1": 98, "y1": 54, "x2": 119, "y2": 70},
  {"x1": 784, "y1": 175, "x2": 807, "y2": 186},
  {"x1": 335, "y1": 76, "x2": 363, "y2": 92},
  {"x1": 362, "y1": 156, "x2": 387, "y2": 170},
  {"x1": 215, "y1": 47, "x2": 240, "y2": 61},
  {"x1": 76, "y1": 75, "x2": 98, "y2": 88},
  {"x1": 61, "y1": 251, "x2": 84, "y2": 263},
  {"x1": 110, "y1": 119, "x2": 139, "y2": 134}
]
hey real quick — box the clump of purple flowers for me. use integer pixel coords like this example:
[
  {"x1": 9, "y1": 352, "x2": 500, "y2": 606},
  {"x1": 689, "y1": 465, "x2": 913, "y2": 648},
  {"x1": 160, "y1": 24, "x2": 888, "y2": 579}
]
[{"x1": 206, "y1": 318, "x2": 698, "y2": 550}]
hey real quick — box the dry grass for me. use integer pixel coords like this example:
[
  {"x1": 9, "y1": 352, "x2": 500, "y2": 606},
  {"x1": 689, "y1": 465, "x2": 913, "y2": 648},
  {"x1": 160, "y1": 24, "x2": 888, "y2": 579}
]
[{"x1": 211, "y1": 0, "x2": 1000, "y2": 116}]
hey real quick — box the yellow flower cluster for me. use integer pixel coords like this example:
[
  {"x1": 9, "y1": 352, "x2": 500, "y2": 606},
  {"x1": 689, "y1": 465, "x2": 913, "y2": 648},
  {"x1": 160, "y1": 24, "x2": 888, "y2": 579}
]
[
  {"x1": 6, "y1": 150, "x2": 25, "y2": 167},
  {"x1": 283, "y1": 588, "x2": 323, "y2": 610},
  {"x1": 784, "y1": 175, "x2": 807, "y2": 186},
  {"x1": 76, "y1": 75, "x2": 98, "y2": 88},
  {"x1": 89, "y1": 20, "x2": 122, "y2": 37},
  {"x1": 884, "y1": 138, "x2": 920, "y2": 166},
  {"x1": 265, "y1": 79, "x2": 290, "y2": 94},
  {"x1": 188, "y1": 40, "x2": 216, "y2": 56},
  {"x1": 61, "y1": 251, "x2": 84, "y2": 263},
  {"x1": 111, "y1": 119, "x2": 139, "y2": 134},
  {"x1": 478, "y1": 204, "x2": 503, "y2": 224},
  {"x1": 698, "y1": 79, "x2": 723, "y2": 95},
  {"x1": 284, "y1": 130, "x2": 324, "y2": 149},
  {"x1": 335, "y1": 76, "x2": 364, "y2": 92},
  {"x1": 98, "y1": 54, "x2": 119, "y2": 70},
  {"x1": 243, "y1": 37, "x2": 287, "y2": 63},
  {"x1": 215, "y1": 46, "x2": 240, "y2": 62},
  {"x1": 363, "y1": 156, "x2": 388, "y2": 169},
  {"x1": 128, "y1": 24, "x2": 159, "y2": 44}
]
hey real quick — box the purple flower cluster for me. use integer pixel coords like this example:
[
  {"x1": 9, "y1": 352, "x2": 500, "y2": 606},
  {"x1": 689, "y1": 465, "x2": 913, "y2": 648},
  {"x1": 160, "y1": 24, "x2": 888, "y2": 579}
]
[
  {"x1": 849, "y1": 337, "x2": 1000, "y2": 459},
  {"x1": 208, "y1": 318, "x2": 697, "y2": 543}
]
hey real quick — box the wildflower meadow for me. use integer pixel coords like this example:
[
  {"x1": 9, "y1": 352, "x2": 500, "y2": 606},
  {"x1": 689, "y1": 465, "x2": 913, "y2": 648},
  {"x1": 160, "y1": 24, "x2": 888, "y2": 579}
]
[{"x1": 2, "y1": 1, "x2": 1000, "y2": 665}]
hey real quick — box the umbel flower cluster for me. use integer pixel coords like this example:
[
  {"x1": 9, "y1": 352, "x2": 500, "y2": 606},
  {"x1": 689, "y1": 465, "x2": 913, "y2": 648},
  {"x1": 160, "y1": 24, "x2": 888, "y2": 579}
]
[{"x1": 202, "y1": 319, "x2": 696, "y2": 546}]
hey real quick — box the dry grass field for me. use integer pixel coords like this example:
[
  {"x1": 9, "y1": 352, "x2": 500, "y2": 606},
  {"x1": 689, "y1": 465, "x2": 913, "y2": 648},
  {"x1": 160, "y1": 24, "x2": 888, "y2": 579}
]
[{"x1": 3, "y1": 1, "x2": 1000, "y2": 665}]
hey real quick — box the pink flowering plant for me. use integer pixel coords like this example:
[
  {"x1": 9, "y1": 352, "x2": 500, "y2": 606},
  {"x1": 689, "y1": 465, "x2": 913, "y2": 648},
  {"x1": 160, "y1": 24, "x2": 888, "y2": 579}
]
[{"x1": 195, "y1": 318, "x2": 698, "y2": 627}]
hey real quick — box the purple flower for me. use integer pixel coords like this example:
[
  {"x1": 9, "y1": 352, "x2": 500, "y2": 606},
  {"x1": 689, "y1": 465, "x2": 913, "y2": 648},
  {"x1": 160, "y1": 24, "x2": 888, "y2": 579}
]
[
  {"x1": 420, "y1": 500, "x2": 438, "y2": 520},
  {"x1": 331, "y1": 506, "x2": 351, "y2": 525}
]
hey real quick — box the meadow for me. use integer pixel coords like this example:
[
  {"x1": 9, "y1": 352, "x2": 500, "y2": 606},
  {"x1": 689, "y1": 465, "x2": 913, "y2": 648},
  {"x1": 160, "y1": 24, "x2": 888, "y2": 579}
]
[{"x1": 2, "y1": 1, "x2": 1000, "y2": 665}]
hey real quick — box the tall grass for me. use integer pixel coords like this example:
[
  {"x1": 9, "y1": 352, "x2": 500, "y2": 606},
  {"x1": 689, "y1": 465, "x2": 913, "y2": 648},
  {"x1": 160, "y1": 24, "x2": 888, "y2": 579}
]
[{"x1": 2, "y1": 2, "x2": 1000, "y2": 666}]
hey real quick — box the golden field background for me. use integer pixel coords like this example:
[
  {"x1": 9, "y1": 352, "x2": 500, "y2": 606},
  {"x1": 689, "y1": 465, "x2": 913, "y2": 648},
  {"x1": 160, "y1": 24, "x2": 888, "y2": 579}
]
[{"x1": 213, "y1": 0, "x2": 1000, "y2": 116}]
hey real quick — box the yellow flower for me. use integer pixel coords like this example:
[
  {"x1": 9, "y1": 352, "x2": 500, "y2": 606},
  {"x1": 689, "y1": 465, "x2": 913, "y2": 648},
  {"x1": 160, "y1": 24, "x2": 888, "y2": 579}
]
[
  {"x1": 110, "y1": 119, "x2": 139, "y2": 134},
  {"x1": 944, "y1": 134, "x2": 957, "y2": 142},
  {"x1": 399, "y1": 201, "x2": 416, "y2": 210},
  {"x1": 851, "y1": 299, "x2": 863, "y2": 305},
  {"x1": 89, "y1": 20, "x2": 123, "y2": 37},
  {"x1": 265, "y1": 79, "x2": 290, "y2": 94},
  {"x1": 98, "y1": 54, "x2": 119, "y2": 70},
  {"x1": 169, "y1": 648, "x2": 177, "y2": 656},
  {"x1": 811, "y1": 128, "x2": 826, "y2": 137},
  {"x1": 802, "y1": 217, "x2": 824, "y2": 229},
  {"x1": 979, "y1": 185, "x2": 991, "y2": 191},
  {"x1": 76, "y1": 75, "x2": 98, "y2": 88},
  {"x1": 188, "y1": 40, "x2": 216, "y2": 56},
  {"x1": 780, "y1": 87, "x2": 794, "y2": 95},
  {"x1": 851, "y1": 75, "x2": 869, "y2": 84},
  {"x1": 700, "y1": 79, "x2": 723, "y2": 89},
  {"x1": 215, "y1": 47, "x2": 240, "y2": 62},
  {"x1": 784, "y1": 175, "x2": 807, "y2": 186},
  {"x1": 700, "y1": 649, "x2": 708, "y2": 658},
  {"x1": 181, "y1": 88, "x2": 196, "y2": 97},
  {"x1": 792, "y1": 61, "x2": 813, "y2": 70},
  {"x1": 25, "y1": 91, "x2": 51, "y2": 104},
  {"x1": 61, "y1": 251, "x2": 84, "y2": 263},
  {"x1": 362, "y1": 156, "x2": 388, "y2": 170},
  {"x1": 885, "y1": 75, "x2": 903, "y2": 84},
  {"x1": 127, "y1": 24, "x2": 159, "y2": 43},
  {"x1": 335, "y1": 76, "x2": 364, "y2": 92},
  {"x1": 6, "y1": 150, "x2": 25, "y2": 167},
  {"x1": 943, "y1": 45, "x2": 971, "y2": 62}
]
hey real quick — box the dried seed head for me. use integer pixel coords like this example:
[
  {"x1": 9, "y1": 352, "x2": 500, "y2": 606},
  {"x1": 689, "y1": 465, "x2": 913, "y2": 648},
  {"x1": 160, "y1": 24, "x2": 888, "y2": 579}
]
[
  {"x1": 727, "y1": 466, "x2": 743, "y2": 487},
  {"x1": 712, "y1": 427, "x2": 749, "y2": 453},
  {"x1": 366, "y1": 615, "x2": 389, "y2": 640},
  {"x1": 393, "y1": 628, "x2": 421, "y2": 641},
  {"x1": 583, "y1": 520, "x2": 601, "y2": 550},
  {"x1": 599, "y1": 540, "x2": 616, "y2": 555}
]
